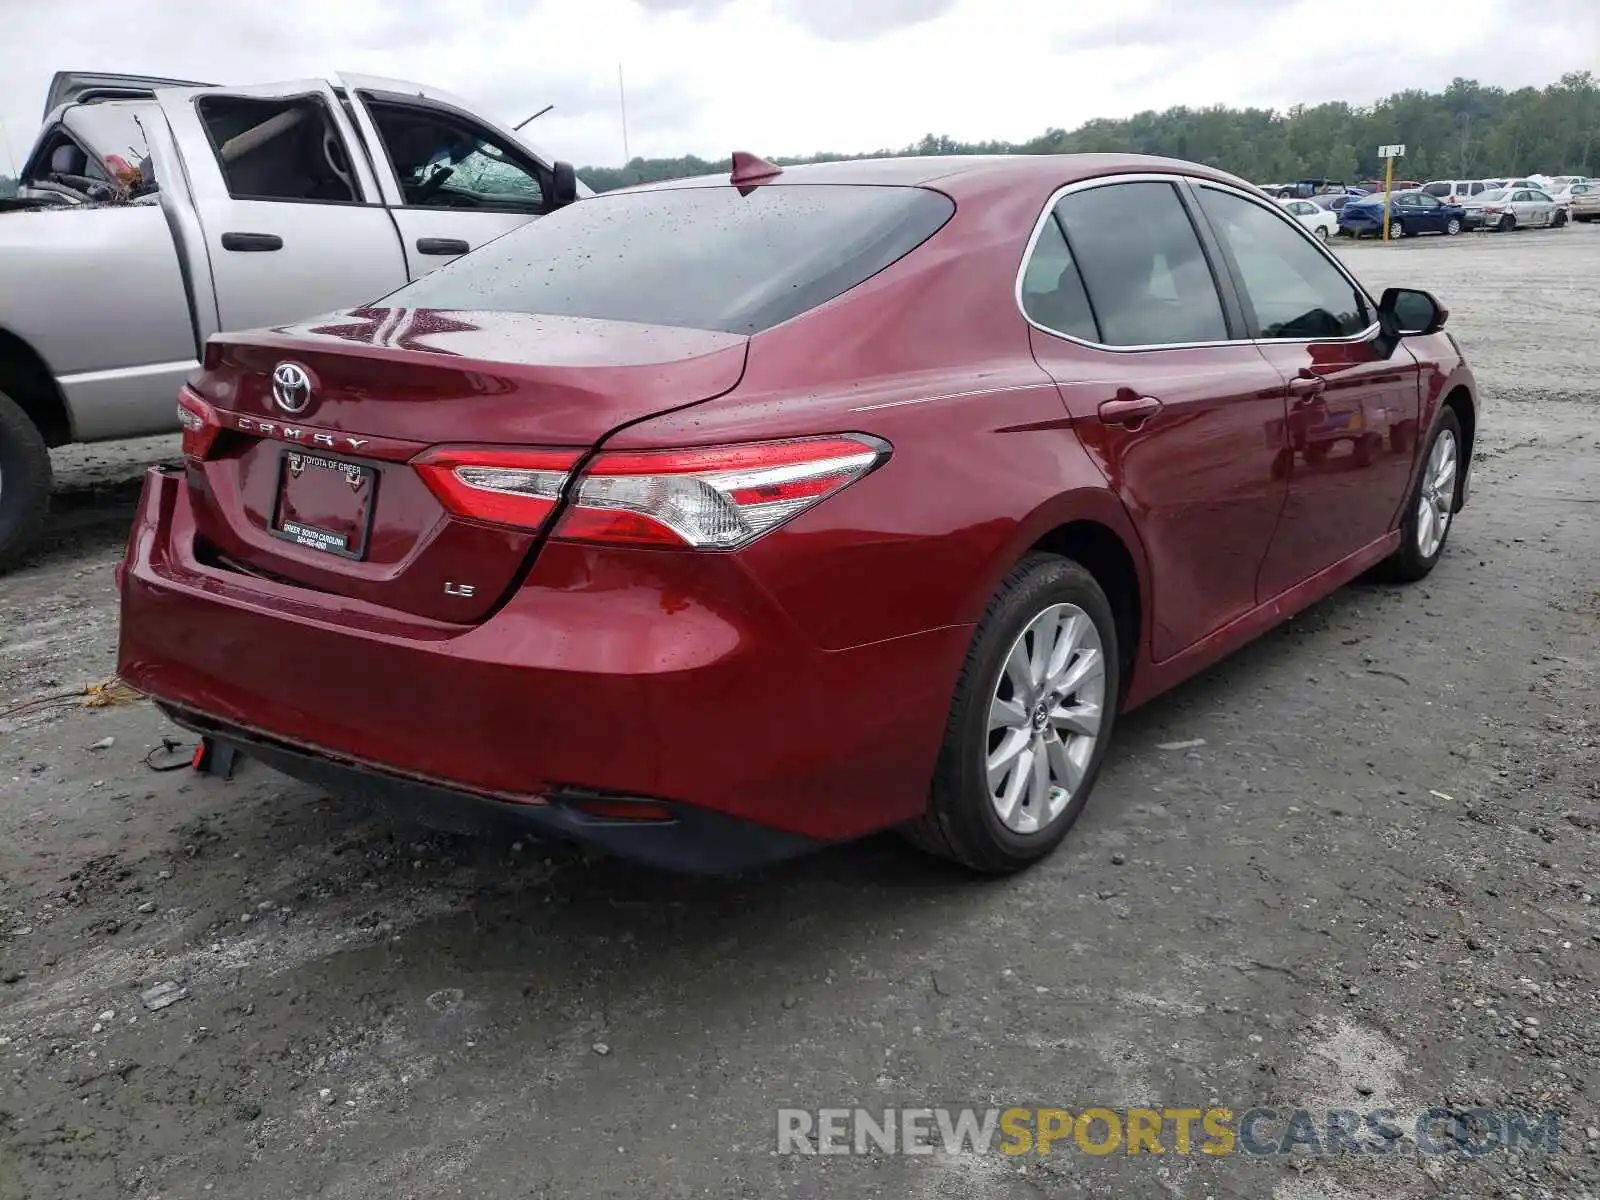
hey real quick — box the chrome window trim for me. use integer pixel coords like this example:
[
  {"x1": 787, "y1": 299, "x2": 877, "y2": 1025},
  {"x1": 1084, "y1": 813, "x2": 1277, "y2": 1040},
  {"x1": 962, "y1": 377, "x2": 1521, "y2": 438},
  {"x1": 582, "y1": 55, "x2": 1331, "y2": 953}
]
[{"x1": 1015, "y1": 172, "x2": 1380, "y2": 353}]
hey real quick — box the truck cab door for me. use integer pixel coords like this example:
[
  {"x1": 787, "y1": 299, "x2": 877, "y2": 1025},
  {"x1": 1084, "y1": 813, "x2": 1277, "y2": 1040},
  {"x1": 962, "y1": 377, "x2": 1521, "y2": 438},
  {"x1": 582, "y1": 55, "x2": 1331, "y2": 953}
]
[
  {"x1": 152, "y1": 80, "x2": 410, "y2": 332},
  {"x1": 334, "y1": 73, "x2": 567, "y2": 276}
]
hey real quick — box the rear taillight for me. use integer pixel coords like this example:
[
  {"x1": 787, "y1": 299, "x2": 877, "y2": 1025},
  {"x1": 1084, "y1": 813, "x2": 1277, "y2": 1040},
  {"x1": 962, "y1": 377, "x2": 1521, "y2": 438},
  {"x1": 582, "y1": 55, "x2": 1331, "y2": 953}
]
[
  {"x1": 176, "y1": 388, "x2": 221, "y2": 460},
  {"x1": 413, "y1": 446, "x2": 581, "y2": 531},
  {"x1": 553, "y1": 434, "x2": 889, "y2": 549}
]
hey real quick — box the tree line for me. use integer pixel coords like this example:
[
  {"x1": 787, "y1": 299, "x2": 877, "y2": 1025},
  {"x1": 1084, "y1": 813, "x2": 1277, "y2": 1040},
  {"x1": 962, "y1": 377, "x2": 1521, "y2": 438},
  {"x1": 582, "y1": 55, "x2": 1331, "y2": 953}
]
[
  {"x1": 579, "y1": 72, "x2": 1599, "y2": 192},
  {"x1": 2, "y1": 72, "x2": 1592, "y2": 200}
]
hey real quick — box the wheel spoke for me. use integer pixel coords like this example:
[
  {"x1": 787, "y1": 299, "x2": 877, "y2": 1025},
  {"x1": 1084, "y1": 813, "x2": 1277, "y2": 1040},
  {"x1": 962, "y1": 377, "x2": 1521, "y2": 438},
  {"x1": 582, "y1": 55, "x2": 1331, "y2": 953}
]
[
  {"x1": 1026, "y1": 740, "x2": 1050, "y2": 819},
  {"x1": 1027, "y1": 607, "x2": 1059, "y2": 688},
  {"x1": 1044, "y1": 611, "x2": 1084, "y2": 684},
  {"x1": 996, "y1": 744, "x2": 1032, "y2": 828},
  {"x1": 1416, "y1": 500, "x2": 1436, "y2": 554},
  {"x1": 1051, "y1": 698, "x2": 1102, "y2": 739},
  {"x1": 1052, "y1": 646, "x2": 1104, "y2": 699},
  {"x1": 987, "y1": 728, "x2": 1029, "y2": 792},
  {"x1": 1002, "y1": 640, "x2": 1034, "y2": 701},
  {"x1": 989, "y1": 694, "x2": 1027, "y2": 732},
  {"x1": 1432, "y1": 442, "x2": 1456, "y2": 491},
  {"x1": 1046, "y1": 733, "x2": 1084, "y2": 794}
]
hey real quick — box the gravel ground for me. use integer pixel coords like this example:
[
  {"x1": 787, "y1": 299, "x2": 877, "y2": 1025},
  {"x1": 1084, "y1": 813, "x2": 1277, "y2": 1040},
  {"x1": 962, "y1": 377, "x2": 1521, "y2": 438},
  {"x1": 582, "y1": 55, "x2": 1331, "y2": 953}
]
[{"x1": 2, "y1": 225, "x2": 1598, "y2": 1200}]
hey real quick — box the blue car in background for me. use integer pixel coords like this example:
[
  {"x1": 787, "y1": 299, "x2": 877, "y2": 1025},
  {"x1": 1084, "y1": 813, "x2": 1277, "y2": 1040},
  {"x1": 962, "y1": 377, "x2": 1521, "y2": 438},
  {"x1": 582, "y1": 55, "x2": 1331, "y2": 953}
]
[{"x1": 1338, "y1": 190, "x2": 1466, "y2": 238}]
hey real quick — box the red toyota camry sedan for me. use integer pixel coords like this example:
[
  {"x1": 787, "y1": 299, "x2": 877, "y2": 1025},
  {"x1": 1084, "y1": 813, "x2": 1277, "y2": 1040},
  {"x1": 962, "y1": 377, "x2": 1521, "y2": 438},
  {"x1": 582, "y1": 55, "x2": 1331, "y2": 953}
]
[{"x1": 116, "y1": 153, "x2": 1477, "y2": 875}]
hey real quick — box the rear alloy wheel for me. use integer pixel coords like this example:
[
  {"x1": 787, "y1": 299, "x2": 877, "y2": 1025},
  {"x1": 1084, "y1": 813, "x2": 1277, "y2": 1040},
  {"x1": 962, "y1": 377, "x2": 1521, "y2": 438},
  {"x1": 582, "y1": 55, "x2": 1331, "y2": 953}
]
[
  {"x1": 1499, "y1": 213, "x2": 1516, "y2": 232},
  {"x1": 0, "y1": 390, "x2": 52, "y2": 574},
  {"x1": 904, "y1": 554, "x2": 1119, "y2": 873},
  {"x1": 1445, "y1": 217, "x2": 1462, "y2": 235},
  {"x1": 1388, "y1": 220, "x2": 1405, "y2": 239},
  {"x1": 1380, "y1": 409, "x2": 1462, "y2": 582},
  {"x1": 1314, "y1": 225, "x2": 1330, "y2": 241}
]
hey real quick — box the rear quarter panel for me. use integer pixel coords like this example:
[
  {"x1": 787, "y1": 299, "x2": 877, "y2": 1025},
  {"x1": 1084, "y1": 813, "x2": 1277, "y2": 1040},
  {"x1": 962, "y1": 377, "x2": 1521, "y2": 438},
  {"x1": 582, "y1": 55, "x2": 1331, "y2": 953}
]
[{"x1": 607, "y1": 174, "x2": 1147, "y2": 654}]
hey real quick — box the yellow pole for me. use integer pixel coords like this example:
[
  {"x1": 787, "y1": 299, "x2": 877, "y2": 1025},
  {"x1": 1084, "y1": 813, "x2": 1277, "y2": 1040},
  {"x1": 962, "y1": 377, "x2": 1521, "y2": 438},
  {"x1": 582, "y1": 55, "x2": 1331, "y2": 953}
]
[{"x1": 1382, "y1": 155, "x2": 1394, "y2": 242}]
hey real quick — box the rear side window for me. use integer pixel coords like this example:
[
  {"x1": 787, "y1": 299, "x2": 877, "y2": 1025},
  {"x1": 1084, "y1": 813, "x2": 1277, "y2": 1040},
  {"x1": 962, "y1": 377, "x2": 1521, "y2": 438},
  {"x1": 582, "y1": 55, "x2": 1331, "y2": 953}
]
[
  {"x1": 1048, "y1": 181, "x2": 1228, "y2": 347},
  {"x1": 1019, "y1": 214, "x2": 1097, "y2": 342},
  {"x1": 1196, "y1": 187, "x2": 1370, "y2": 340},
  {"x1": 196, "y1": 95, "x2": 359, "y2": 203},
  {"x1": 385, "y1": 184, "x2": 955, "y2": 335}
]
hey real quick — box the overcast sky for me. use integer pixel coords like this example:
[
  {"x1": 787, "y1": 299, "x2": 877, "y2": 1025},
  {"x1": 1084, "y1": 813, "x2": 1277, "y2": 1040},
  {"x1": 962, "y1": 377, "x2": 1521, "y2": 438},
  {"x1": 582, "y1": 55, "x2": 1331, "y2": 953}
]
[{"x1": 1, "y1": 0, "x2": 1595, "y2": 173}]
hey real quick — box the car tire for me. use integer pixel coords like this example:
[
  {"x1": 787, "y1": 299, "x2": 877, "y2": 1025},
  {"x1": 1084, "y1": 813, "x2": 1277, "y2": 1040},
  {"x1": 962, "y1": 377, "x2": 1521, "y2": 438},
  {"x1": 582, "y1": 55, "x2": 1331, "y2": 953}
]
[
  {"x1": 1314, "y1": 225, "x2": 1329, "y2": 241},
  {"x1": 1388, "y1": 220, "x2": 1405, "y2": 239},
  {"x1": 0, "y1": 389, "x2": 51, "y2": 574},
  {"x1": 1499, "y1": 213, "x2": 1516, "y2": 232},
  {"x1": 1379, "y1": 408, "x2": 1463, "y2": 583},
  {"x1": 904, "y1": 553, "x2": 1120, "y2": 873},
  {"x1": 1445, "y1": 217, "x2": 1462, "y2": 235},
  {"x1": 1553, "y1": 210, "x2": 1568, "y2": 228}
]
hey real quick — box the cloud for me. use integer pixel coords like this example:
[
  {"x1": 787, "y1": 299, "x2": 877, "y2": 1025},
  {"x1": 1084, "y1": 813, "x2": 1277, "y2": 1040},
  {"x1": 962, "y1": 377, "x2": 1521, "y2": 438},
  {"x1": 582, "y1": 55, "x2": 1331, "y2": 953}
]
[
  {"x1": 630, "y1": 0, "x2": 960, "y2": 40},
  {"x1": 0, "y1": 0, "x2": 1593, "y2": 175},
  {"x1": 1066, "y1": 0, "x2": 1287, "y2": 50}
]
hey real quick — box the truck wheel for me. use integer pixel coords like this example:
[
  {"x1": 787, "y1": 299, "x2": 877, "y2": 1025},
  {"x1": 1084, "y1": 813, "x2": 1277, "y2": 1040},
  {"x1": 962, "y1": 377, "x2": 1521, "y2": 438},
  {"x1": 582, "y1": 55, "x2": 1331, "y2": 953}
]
[{"x1": 0, "y1": 390, "x2": 51, "y2": 573}]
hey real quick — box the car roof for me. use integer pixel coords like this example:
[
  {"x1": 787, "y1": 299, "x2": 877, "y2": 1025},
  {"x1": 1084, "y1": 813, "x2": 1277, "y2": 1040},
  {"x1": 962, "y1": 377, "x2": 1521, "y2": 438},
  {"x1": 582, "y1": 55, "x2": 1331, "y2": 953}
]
[{"x1": 608, "y1": 152, "x2": 1255, "y2": 197}]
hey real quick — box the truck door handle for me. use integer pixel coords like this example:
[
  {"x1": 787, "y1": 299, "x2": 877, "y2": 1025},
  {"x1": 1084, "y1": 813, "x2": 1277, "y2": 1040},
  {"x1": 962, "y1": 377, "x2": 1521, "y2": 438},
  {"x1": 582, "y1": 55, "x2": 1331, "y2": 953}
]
[
  {"x1": 417, "y1": 237, "x2": 470, "y2": 256},
  {"x1": 1097, "y1": 394, "x2": 1163, "y2": 427},
  {"x1": 220, "y1": 232, "x2": 283, "y2": 252},
  {"x1": 1288, "y1": 369, "x2": 1327, "y2": 399}
]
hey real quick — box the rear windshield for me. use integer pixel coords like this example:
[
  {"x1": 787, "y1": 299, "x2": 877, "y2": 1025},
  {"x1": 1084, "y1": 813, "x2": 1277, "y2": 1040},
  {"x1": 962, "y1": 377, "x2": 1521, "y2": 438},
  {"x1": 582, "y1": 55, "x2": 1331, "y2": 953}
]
[{"x1": 385, "y1": 183, "x2": 956, "y2": 335}]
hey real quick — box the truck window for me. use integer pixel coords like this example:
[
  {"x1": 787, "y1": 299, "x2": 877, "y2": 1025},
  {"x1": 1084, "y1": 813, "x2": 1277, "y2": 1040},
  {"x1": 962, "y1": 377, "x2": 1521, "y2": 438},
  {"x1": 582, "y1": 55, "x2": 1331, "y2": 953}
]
[
  {"x1": 195, "y1": 95, "x2": 360, "y2": 203},
  {"x1": 362, "y1": 99, "x2": 545, "y2": 212},
  {"x1": 23, "y1": 127, "x2": 109, "y2": 190}
]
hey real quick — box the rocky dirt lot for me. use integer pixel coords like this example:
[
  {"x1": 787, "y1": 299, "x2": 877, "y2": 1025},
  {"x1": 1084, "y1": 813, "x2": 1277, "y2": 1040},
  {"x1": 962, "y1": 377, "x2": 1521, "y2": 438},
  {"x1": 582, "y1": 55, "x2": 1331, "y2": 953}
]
[{"x1": 1, "y1": 226, "x2": 1598, "y2": 1200}]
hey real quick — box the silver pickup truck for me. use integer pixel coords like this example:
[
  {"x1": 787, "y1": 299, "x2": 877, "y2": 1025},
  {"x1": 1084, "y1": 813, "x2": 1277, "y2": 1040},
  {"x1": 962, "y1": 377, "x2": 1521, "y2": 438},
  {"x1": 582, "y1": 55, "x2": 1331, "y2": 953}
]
[{"x1": 0, "y1": 70, "x2": 588, "y2": 569}]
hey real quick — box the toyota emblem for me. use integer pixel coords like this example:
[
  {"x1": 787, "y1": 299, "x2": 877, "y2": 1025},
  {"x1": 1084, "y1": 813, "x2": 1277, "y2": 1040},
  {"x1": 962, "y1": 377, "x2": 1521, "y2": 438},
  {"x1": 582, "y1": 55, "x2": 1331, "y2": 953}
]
[{"x1": 271, "y1": 362, "x2": 314, "y2": 414}]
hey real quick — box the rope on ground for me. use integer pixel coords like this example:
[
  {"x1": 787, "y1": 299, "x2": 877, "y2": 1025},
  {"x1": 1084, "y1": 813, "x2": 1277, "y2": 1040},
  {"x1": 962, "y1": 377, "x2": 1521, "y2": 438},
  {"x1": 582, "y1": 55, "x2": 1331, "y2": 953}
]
[{"x1": 0, "y1": 676, "x2": 145, "y2": 721}]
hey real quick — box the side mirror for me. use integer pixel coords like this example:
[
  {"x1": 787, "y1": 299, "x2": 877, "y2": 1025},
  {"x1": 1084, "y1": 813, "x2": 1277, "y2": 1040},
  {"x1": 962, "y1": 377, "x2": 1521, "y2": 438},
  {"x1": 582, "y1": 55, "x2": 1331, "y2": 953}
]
[
  {"x1": 549, "y1": 161, "x2": 578, "y2": 210},
  {"x1": 1376, "y1": 287, "x2": 1448, "y2": 360}
]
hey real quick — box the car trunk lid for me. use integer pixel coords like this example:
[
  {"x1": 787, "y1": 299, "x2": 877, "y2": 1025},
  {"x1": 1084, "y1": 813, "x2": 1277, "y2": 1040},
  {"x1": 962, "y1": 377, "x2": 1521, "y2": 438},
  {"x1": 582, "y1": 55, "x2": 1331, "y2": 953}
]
[{"x1": 183, "y1": 306, "x2": 749, "y2": 623}]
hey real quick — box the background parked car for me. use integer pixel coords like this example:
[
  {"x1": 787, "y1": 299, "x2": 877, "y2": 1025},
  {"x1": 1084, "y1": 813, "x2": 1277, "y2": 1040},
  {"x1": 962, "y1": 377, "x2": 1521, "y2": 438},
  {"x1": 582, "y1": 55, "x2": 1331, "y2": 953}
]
[
  {"x1": 1313, "y1": 193, "x2": 1359, "y2": 213},
  {"x1": 1422, "y1": 179, "x2": 1492, "y2": 206},
  {"x1": 1338, "y1": 190, "x2": 1464, "y2": 238},
  {"x1": 1278, "y1": 197, "x2": 1339, "y2": 239},
  {"x1": 1553, "y1": 181, "x2": 1600, "y2": 222},
  {"x1": 1461, "y1": 186, "x2": 1565, "y2": 231}
]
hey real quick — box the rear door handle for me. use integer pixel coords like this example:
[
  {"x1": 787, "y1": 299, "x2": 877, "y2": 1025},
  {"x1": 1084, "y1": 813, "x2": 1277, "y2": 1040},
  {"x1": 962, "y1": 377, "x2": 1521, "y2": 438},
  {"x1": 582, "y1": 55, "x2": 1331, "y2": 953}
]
[
  {"x1": 417, "y1": 237, "x2": 470, "y2": 256},
  {"x1": 1097, "y1": 395, "x2": 1163, "y2": 426},
  {"x1": 220, "y1": 232, "x2": 283, "y2": 252},
  {"x1": 1288, "y1": 369, "x2": 1327, "y2": 398}
]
